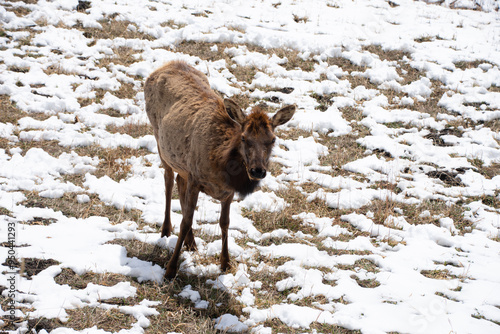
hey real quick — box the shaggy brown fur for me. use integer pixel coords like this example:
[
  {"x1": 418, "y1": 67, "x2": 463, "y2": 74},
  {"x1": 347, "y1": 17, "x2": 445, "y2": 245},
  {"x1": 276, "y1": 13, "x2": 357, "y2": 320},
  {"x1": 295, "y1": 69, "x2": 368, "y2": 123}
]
[{"x1": 145, "y1": 60, "x2": 295, "y2": 279}]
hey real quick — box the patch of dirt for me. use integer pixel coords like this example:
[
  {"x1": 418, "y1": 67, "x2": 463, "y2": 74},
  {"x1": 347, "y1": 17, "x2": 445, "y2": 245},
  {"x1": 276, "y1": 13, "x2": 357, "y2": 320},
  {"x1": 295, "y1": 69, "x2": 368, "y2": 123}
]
[
  {"x1": 426, "y1": 170, "x2": 463, "y2": 186},
  {"x1": 54, "y1": 268, "x2": 129, "y2": 289},
  {"x1": 424, "y1": 128, "x2": 463, "y2": 147},
  {"x1": 2, "y1": 258, "x2": 60, "y2": 278}
]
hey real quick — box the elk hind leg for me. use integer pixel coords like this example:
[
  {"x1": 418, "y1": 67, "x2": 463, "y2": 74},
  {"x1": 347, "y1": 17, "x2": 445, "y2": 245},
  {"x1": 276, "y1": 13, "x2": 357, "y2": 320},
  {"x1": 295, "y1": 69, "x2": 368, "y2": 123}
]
[{"x1": 164, "y1": 176, "x2": 200, "y2": 279}]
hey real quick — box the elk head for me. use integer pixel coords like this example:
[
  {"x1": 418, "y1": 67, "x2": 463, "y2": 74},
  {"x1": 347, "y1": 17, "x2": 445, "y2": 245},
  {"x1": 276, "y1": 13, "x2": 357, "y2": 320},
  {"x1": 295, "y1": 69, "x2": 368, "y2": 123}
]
[{"x1": 224, "y1": 99, "x2": 296, "y2": 181}]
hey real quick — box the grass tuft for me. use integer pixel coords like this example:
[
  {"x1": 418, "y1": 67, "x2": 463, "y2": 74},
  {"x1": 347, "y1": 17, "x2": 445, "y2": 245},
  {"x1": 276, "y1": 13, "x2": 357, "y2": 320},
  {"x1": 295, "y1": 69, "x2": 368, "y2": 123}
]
[
  {"x1": 2, "y1": 258, "x2": 60, "y2": 278},
  {"x1": 65, "y1": 307, "x2": 135, "y2": 332},
  {"x1": 21, "y1": 191, "x2": 143, "y2": 225},
  {"x1": 106, "y1": 122, "x2": 153, "y2": 138}
]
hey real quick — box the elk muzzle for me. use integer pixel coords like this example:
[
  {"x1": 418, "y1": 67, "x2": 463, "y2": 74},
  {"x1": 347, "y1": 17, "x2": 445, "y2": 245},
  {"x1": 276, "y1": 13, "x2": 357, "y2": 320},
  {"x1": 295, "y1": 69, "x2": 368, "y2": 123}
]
[{"x1": 249, "y1": 167, "x2": 267, "y2": 180}]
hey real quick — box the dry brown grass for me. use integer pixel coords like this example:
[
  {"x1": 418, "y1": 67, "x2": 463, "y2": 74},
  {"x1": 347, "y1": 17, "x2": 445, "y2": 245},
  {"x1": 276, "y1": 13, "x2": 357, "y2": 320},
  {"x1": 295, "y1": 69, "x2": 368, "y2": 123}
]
[
  {"x1": 116, "y1": 81, "x2": 139, "y2": 100},
  {"x1": 427, "y1": 170, "x2": 463, "y2": 187},
  {"x1": 259, "y1": 297, "x2": 360, "y2": 334},
  {"x1": 262, "y1": 47, "x2": 316, "y2": 72},
  {"x1": 242, "y1": 186, "x2": 332, "y2": 234},
  {"x1": 425, "y1": 127, "x2": 463, "y2": 147},
  {"x1": 43, "y1": 64, "x2": 79, "y2": 76},
  {"x1": 465, "y1": 194, "x2": 500, "y2": 210},
  {"x1": 359, "y1": 198, "x2": 474, "y2": 235},
  {"x1": 412, "y1": 80, "x2": 450, "y2": 118},
  {"x1": 265, "y1": 46, "x2": 314, "y2": 71},
  {"x1": 96, "y1": 107, "x2": 128, "y2": 117},
  {"x1": 244, "y1": 263, "x2": 293, "y2": 309},
  {"x1": 483, "y1": 118, "x2": 500, "y2": 132},
  {"x1": 172, "y1": 40, "x2": 318, "y2": 84},
  {"x1": 275, "y1": 127, "x2": 314, "y2": 141},
  {"x1": 340, "y1": 106, "x2": 364, "y2": 123},
  {"x1": 420, "y1": 269, "x2": 459, "y2": 280},
  {"x1": 0, "y1": 207, "x2": 12, "y2": 217},
  {"x1": 363, "y1": 45, "x2": 411, "y2": 62},
  {"x1": 76, "y1": 87, "x2": 108, "y2": 107},
  {"x1": 337, "y1": 258, "x2": 379, "y2": 273},
  {"x1": 106, "y1": 122, "x2": 153, "y2": 138},
  {"x1": 326, "y1": 56, "x2": 366, "y2": 73},
  {"x1": 292, "y1": 14, "x2": 309, "y2": 23},
  {"x1": 242, "y1": 206, "x2": 313, "y2": 235},
  {"x1": 7, "y1": 65, "x2": 30, "y2": 73},
  {"x1": 75, "y1": 17, "x2": 155, "y2": 42},
  {"x1": 20, "y1": 191, "x2": 143, "y2": 225},
  {"x1": 147, "y1": 279, "x2": 240, "y2": 333},
  {"x1": 310, "y1": 92, "x2": 337, "y2": 111},
  {"x1": 100, "y1": 238, "x2": 242, "y2": 332},
  {"x1": 108, "y1": 239, "x2": 169, "y2": 268},
  {"x1": 4, "y1": 0, "x2": 37, "y2": 3},
  {"x1": 453, "y1": 60, "x2": 491, "y2": 70},
  {"x1": 173, "y1": 40, "x2": 228, "y2": 62},
  {"x1": 350, "y1": 273, "x2": 381, "y2": 289},
  {"x1": 348, "y1": 74, "x2": 379, "y2": 90},
  {"x1": 0, "y1": 95, "x2": 49, "y2": 124},
  {"x1": 66, "y1": 307, "x2": 135, "y2": 332},
  {"x1": 3, "y1": 2, "x2": 32, "y2": 17},
  {"x1": 172, "y1": 40, "x2": 257, "y2": 84},
  {"x1": 50, "y1": 266, "x2": 226, "y2": 333},
  {"x1": 15, "y1": 139, "x2": 71, "y2": 157},
  {"x1": 414, "y1": 35, "x2": 434, "y2": 43},
  {"x1": 3, "y1": 257, "x2": 60, "y2": 278},
  {"x1": 55, "y1": 268, "x2": 129, "y2": 288},
  {"x1": 0, "y1": 96, "x2": 68, "y2": 155},
  {"x1": 310, "y1": 323, "x2": 361, "y2": 334},
  {"x1": 317, "y1": 243, "x2": 372, "y2": 257},
  {"x1": 318, "y1": 130, "x2": 368, "y2": 175},
  {"x1": 0, "y1": 315, "x2": 63, "y2": 333},
  {"x1": 100, "y1": 46, "x2": 139, "y2": 67},
  {"x1": 74, "y1": 145, "x2": 149, "y2": 181},
  {"x1": 223, "y1": 93, "x2": 255, "y2": 111}
]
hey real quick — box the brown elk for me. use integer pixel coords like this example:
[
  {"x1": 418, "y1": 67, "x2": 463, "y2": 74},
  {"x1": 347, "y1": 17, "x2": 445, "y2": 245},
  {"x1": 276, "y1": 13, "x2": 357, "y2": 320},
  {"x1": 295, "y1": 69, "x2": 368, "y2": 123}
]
[{"x1": 145, "y1": 60, "x2": 295, "y2": 279}]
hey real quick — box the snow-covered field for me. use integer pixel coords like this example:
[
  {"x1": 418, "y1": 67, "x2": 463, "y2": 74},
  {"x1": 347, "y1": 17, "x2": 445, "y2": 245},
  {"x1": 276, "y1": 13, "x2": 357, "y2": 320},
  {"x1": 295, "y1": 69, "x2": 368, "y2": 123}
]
[{"x1": 1, "y1": 0, "x2": 500, "y2": 333}]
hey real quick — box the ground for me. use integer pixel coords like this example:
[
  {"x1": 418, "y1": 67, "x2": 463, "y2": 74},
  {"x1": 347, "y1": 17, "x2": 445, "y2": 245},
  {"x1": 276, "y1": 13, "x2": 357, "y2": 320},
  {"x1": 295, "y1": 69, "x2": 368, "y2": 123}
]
[{"x1": 0, "y1": 0, "x2": 499, "y2": 333}]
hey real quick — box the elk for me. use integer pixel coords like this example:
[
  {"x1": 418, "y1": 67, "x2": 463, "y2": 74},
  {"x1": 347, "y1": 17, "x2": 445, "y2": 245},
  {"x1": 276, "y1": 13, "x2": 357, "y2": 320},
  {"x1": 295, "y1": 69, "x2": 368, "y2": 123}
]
[{"x1": 145, "y1": 60, "x2": 295, "y2": 279}]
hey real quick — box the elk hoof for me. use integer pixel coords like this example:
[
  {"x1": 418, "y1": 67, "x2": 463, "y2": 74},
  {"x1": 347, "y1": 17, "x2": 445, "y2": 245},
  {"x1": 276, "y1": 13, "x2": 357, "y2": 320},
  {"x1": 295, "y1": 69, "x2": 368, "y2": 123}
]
[
  {"x1": 184, "y1": 237, "x2": 197, "y2": 251},
  {"x1": 160, "y1": 226, "x2": 172, "y2": 238},
  {"x1": 185, "y1": 242, "x2": 197, "y2": 252},
  {"x1": 164, "y1": 268, "x2": 177, "y2": 280},
  {"x1": 221, "y1": 262, "x2": 231, "y2": 272},
  {"x1": 184, "y1": 228, "x2": 197, "y2": 251}
]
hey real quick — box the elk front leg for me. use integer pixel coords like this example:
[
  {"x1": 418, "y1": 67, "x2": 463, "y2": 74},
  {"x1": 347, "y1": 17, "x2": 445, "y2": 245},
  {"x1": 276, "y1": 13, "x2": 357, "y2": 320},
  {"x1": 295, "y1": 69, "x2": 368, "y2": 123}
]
[
  {"x1": 164, "y1": 175, "x2": 199, "y2": 279},
  {"x1": 219, "y1": 194, "x2": 234, "y2": 272},
  {"x1": 160, "y1": 157, "x2": 174, "y2": 238},
  {"x1": 176, "y1": 174, "x2": 197, "y2": 251}
]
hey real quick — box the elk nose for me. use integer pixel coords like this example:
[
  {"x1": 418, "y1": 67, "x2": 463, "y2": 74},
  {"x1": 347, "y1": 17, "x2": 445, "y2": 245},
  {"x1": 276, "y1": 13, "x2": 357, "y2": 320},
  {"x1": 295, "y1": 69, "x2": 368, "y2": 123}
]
[{"x1": 250, "y1": 168, "x2": 267, "y2": 180}]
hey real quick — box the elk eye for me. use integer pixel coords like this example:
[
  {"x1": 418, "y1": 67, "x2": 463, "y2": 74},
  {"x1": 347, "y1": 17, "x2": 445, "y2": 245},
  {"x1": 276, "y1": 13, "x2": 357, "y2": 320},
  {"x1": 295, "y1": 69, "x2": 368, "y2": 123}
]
[
  {"x1": 241, "y1": 135, "x2": 246, "y2": 142},
  {"x1": 271, "y1": 137, "x2": 276, "y2": 144}
]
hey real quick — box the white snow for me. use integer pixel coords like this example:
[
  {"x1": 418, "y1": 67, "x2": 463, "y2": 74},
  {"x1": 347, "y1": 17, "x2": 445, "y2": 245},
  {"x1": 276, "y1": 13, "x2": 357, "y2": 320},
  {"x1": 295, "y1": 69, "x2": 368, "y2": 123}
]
[{"x1": 215, "y1": 314, "x2": 249, "y2": 333}]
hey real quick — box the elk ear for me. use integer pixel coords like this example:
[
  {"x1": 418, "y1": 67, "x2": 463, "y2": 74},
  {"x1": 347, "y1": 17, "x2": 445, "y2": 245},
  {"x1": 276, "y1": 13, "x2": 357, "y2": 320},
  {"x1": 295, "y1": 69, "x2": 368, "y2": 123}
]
[
  {"x1": 224, "y1": 98, "x2": 246, "y2": 125},
  {"x1": 271, "y1": 105, "x2": 296, "y2": 129}
]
